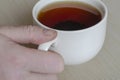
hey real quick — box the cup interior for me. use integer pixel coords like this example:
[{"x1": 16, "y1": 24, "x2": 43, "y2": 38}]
[{"x1": 32, "y1": 0, "x2": 108, "y2": 31}]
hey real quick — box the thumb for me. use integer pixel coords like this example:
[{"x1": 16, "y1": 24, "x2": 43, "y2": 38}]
[{"x1": 0, "y1": 25, "x2": 57, "y2": 44}]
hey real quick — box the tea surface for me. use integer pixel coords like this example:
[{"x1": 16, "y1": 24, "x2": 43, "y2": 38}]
[{"x1": 37, "y1": 1, "x2": 102, "y2": 31}]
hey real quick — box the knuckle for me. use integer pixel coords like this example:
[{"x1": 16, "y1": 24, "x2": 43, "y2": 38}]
[
  {"x1": 24, "y1": 25, "x2": 40, "y2": 43},
  {"x1": 25, "y1": 25, "x2": 35, "y2": 37}
]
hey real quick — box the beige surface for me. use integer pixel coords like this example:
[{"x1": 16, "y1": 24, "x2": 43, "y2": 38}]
[{"x1": 0, "y1": 0, "x2": 120, "y2": 80}]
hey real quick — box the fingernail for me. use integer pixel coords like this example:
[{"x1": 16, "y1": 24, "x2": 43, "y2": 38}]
[{"x1": 43, "y1": 29, "x2": 57, "y2": 36}]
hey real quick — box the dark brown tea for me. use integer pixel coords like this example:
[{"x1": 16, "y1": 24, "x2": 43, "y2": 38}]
[{"x1": 37, "y1": 1, "x2": 102, "y2": 31}]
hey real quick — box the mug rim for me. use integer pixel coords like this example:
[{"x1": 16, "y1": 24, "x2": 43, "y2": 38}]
[{"x1": 32, "y1": 0, "x2": 108, "y2": 33}]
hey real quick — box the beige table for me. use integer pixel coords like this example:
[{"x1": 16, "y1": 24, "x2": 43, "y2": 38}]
[{"x1": 0, "y1": 0, "x2": 120, "y2": 80}]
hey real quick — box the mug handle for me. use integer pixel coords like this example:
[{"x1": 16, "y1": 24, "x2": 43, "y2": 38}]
[{"x1": 38, "y1": 36, "x2": 57, "y2": 51}]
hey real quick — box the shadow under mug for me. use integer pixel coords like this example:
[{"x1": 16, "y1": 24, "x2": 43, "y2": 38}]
[{"x1": 32, "y1": 0, "x2": 108, "y2": 65}]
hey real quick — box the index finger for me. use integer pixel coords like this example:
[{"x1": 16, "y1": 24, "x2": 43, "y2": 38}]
[{"x1": 23, "y1": 48, "x2": 64, "y2": 74}]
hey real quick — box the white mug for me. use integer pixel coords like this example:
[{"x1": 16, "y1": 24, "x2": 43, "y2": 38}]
[{"x1": 32, "y1": 0, "x2": 108, "y2": 65}]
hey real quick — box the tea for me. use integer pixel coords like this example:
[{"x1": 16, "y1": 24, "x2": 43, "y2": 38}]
[{"x1": 37, "y1": 1, "x2": 102, "y2": 31}]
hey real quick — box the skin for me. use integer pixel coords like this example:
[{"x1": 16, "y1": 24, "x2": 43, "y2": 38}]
[{"x1": 0, "y1": 25, "x2": 64, "y2": 80}]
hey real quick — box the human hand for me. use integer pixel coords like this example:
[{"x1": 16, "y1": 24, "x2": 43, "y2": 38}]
[{"x1": 0, "y1": 26, "x2": 64, "y2": 80}]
